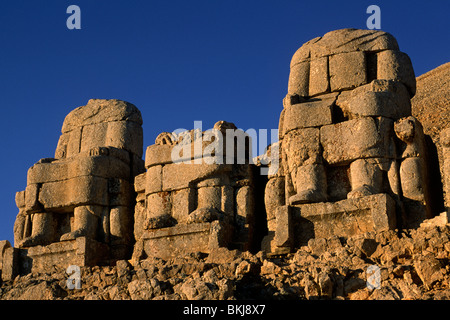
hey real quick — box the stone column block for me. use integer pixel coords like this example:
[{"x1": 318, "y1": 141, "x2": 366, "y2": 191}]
[{"x1": 329, "y1": 51, "x2": 367, "y2": 91}]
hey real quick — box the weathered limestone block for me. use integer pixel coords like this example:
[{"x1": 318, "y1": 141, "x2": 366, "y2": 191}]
[
  {"x1": 38, "y1": 176, "x2": 109, "y2": 209},
  {"x1": 292, "y1": 194, "x2": 396, "y2": 245},
  {"x1": 274, "y1": 206, "x2": 292, "y2": 248},
  {"x1": 320, "y1": 117, "x2": 394, "y2": 165},
  {"x1": 288, "y1": 61, "x2": 309, "y2": 97},
  {"x1": 309, "y1": 56, "x2": 329, "y2": 96},
  {"x1": 261, "y1": 205, "x2": 292, "y2": 255},
  {"x1": 162, "y1": 162, "x2": 232, "y2": 192},
  {"x1": 291, "y1": 29, "x2": 399, "y2": 65},
  {"x1": 0, "y1": 240, "x2": 11, "y2": 271},
  {"x1": 56, "y1": 99, "x2": 143, "y2": 159},
  {"x1": 80, "y1": 121, "x2": 143, "y2": 157},
  {"x1": 20, "y1": 237, "x2": 109, "y2": 275},
  {"x1": 134, "y1": 221, "x2": 232, "y2": 261},
  {"x1": 1, "y1": 246, "x2": 19, "y2": 281},
  {"x1": 399, "y1": 157, "x2": 427, "y2": 202},
  {"x1": 14, "y1": 99, "x2": 144, "y2": 266},
  {"x1": 133, "y1": 200, "x2": 146, "y2": 242},
  {"x1": 282, "y1": 128, "x2": 327, "y2": 205},
  {"x1": 24, "y1": 184, "x2": 41, "y2": 213},
  {"x1": 145, "y1": 144, "x2": 173, "y2": 168},
  {"x1": 235, "y1": 185, "x2": 255, "y2": 243},
  {"x1": 377, "y1": 50, "x2": 416, "y2": 97},
  {"x1": 134, "y1": 121, "x2": 259, "y2": 260},
  {"x1": 329, "y1": 51, "x2": 367, "y2": 92},
  {"x1": 146, "y1": 192, "x2": 172, "y2": 220},
  {"x1": 282, "y1": 94, "x2": 335, "y2": 134},
  {"x1": 27, "y1": 155, "x2": 131, "y2": 184},
  {"x1": 145, "y1": 165, "x2": 163, "y2": 194},
  {"x1": 283, "y1": 128, "x2": 321, "y2": 167},
  {"x1": 134, "y1": 172, "x2": 146, "y2": 194},
  {"x1": 347, "y1": 158, "x2": 396, "y2": 199},
  {"x1": 341, "y1": 80, "x2": 411, "y2": 119},
  {"x1": 172, "y1": 188, "x2": 196, "y2": 223}
]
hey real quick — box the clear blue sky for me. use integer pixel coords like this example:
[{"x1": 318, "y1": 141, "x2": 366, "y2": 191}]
[{"x1": 0, "y1": 0, "x2": 448, "y2": 244}]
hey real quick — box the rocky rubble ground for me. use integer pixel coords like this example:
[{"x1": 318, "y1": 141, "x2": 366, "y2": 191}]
[{"x1": 2, "y1": 216, "x2": 450, "y2": 300}]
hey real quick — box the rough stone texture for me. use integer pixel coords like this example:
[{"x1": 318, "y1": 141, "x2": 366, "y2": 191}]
[
  {"x1": 377, "y1": 50, "x2": 416, "y2": 97},
  {"x1": 341, "y1": 80, "x2": 412, "y2": 119},
  {"x1": 12, "y1": 99, "x2": 145, "y2": 272},
  {"x1": 309, "y1": 56, "x2": 329, "y2": 96},
  {"x1": 135, "y1": 221, "x2": 231, "y2": 261},
  {"x1": 320, "y1": 117, "x2": 394, "y2": 164},
  {"x1": 292, "y1": 194, "x2": 397, "y2": 246},
  {"x1": 133, "y1": 121, "x2": 260, "y2": 261},
  {"x1": 19, "y1": 237, "x2": 109, "y2": 275},
  {"x1": 288, "y1": 61, "x2": 309, "y2": 97},
  {"x1": 290, "y1": 29, "x2": 399, "y2": 66},
  {"x1": 269, "y1": 28, "x2": 431, "y2": 256},
  {"x1": 411, "y1": 62, "x2": 450, "y2": 217},
  {"x1": 3, "y1": 223, "x2": 450, "y2": 300},
  {"x1": 282, "y1": 95, "x2": 334, "y2": 133},
  {"x1": 329, "y1": 51, "x2": 367, "y2": 92}
]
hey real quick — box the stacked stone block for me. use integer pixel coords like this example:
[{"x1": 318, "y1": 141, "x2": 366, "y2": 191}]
[
  {"x1": 132, "y1": 121, "x2": 258, "y2": 261},
  {"x1": 13, "y1": 99, "x2": 144, "y2": 271},
  {"x1": 264, "y1": 29, "x2": 431, "y2": 254}
]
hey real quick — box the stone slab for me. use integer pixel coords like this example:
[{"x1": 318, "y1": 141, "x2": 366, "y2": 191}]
[
  {"x1": 288, "y1": 61, "x2": 309, "y2": 97},
  {"x1": 145, "y1": 144, "x2": 173, "y2": 168},
  {"x1": 162, "y1": 162, "x2": 232, "y2": 191},
  {"x1": 282, "y1": 96, "x2": 334, "y2": 134},
  {"x1": 19, "y1": 237, "x2": 110, "y2": 274},
  {"x1": 38, "y1": 175, "x2": 109, "y2": 210},
  {"x1": 309, "y1": 56, "x2": 329, "y2": 96},
  {"x1": 1, "y1": 246, "x2": 19, "y2": 281},
  {"x1": 140, "y1": 221, "x2": 230, "y2": 260},
  {"x1": 377, "y1": 50, "x2": 416, "y2": 97},
  {"x1": 291, "y1": 193, "x2": 396, "y2": 245},
  {"x1": 329, "y1": 51, "x2": 367, "y2": 92},
  {"x1": 11, "y1": 237, "x2": 109, "y2": 274},
  {"x1": 27, "y1": 156, "x2": 130, "y2": 184},
  {"x1": 320, "y1": 117, "x2": 394, "y2": 165},
  {"x1": 342, "y1": 80, "x2": 411, "y2": 119},
  {"x1": 145, "y1": 165, "x2": 163, "y2": 194},
  {"x1": 134, "y1": 172, "x2": 146, "y2": 193},
  {"x1": 290, "y1": 29, "x2": 399, "y2": 66}
]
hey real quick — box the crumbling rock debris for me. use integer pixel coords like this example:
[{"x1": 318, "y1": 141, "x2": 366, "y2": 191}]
[{"x1": 1, "y1": 223, "x2": 450, "y2": 300}]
